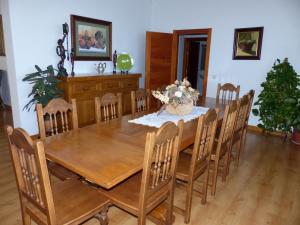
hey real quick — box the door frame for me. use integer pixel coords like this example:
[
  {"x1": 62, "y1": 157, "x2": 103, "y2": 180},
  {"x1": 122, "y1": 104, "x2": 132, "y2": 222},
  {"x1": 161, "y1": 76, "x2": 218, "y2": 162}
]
[{"x1": 171, "y1": 28, "x2": 212, "y2": 100}]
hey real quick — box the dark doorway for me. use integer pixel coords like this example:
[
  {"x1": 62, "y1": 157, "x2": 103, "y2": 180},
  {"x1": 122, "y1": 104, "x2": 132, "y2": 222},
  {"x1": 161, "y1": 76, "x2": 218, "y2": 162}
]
[{"x1": 182, "y1": 38, "x2": 207, "y2": 92}]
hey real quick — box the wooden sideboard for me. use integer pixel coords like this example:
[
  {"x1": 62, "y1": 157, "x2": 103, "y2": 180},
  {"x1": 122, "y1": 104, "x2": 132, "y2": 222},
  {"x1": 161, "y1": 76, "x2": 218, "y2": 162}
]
[{"x1": 59, "y1": 73, "x2": 141, "y2": 127}]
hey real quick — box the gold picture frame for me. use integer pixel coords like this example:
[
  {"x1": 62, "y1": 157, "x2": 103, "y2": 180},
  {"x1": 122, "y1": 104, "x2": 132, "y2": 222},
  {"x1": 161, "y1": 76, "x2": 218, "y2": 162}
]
[
  {"x1": 233, "y1": 27, "x2": 264, "y2": 60},
  {"x1": 71, "y1": 15, "x2": 112, "y2": 61}
]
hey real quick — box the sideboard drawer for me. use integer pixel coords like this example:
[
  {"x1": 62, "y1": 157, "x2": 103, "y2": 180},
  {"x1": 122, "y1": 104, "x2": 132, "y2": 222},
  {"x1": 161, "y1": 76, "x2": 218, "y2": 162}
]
[
  {"x1": 122, "y1": 79, "x2": 138, "y2": 89},
  {"x1": 102, "y1": 80, "x2": 120, "y2": 90},
  {"x1": 72, "y1": 82, "x2": 98, "y2": 94}
]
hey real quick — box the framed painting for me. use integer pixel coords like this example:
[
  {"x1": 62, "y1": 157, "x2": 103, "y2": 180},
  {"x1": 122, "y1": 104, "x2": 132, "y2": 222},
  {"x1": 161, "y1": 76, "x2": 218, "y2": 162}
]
[
  {"x1": 233, "y1": 27, "x2": 264, "y2": 60},
  {"x1": 71, "y1": 15, "x2": 112, "y2": 61},
  {"x1": 0, "y1": 15, "x2": 5, "y2": 56}
]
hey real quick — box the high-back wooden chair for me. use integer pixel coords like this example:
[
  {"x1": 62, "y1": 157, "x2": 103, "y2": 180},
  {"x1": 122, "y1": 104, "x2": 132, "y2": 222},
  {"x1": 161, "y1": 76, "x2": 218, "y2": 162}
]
[
  {"x1": 216, "y1": 83, "x2": 240, "y2": 104},
  {"x1": 240, "y1": 89, "x2": 255, "y2": 154},
  {"x1": 99, "y1": 120, "x2": 184, "y2": 225},
  {"x1": 131, "y1": 89, "x2": 150, "y2": 115},
  {"x1": 36, "y1": 98, "x2": 78, "y2": 140},
  {"x1": 229, "y1": 95, "x2": 250, "y2": 167},
  {"x1": 175, "y1": 109, "x2": 219, "y2": 223},
  {"x1": 245, "y1": 89, "x2": 255, "y2": 126},
  {"x1": 36, "y1": 98, "x2": 79, "y2": 181},
  {"x1": 5, "y1": 125, "x2": 109, "y2": 225},
  {"x1": 95, "y1": 93, "x2": 122, "y2": 123},
  {"x1": 210, "y1": 100, "x2": 238, "y2": 195}
]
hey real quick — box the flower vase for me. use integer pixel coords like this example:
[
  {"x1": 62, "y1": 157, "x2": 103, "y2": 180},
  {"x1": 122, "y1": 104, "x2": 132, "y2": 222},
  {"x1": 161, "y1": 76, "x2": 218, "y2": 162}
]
[{"x1": 165, "y1": 101, "x2": 193, "y2": 115}]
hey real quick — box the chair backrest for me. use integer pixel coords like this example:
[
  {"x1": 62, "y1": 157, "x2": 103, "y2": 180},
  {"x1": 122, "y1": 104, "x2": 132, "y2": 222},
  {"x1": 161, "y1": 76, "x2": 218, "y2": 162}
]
[
  {"x1": 138, "y1": 120, "x2": 184, "y2": 213},
  {"x1": 36, "y1": 98, "x2": 78, "y2": 139},
  {"x1": 95, "y1": 93, "x2": 122, "y2": 122},
  {"x1": 131, "y1": 89, "x2": 150, "y2": 115},
  {"x1": 216, "y1": 83, "x2": 240, "y2": 104},
  {"x1": 234, "y1": 95, "x2": 250, "y2": 134},
  {"x1": 245, "y1": 89, "x2": 255, "y2": 125},
  {"x1": 6, "y1": 126, "x2": 56, "y2": 224},
  {"x1": 190, "y1": 109, "x2": 219, "y2": 176},
  {"x1": 215, "y1": 100, "x2": 238, "y2": 157}
]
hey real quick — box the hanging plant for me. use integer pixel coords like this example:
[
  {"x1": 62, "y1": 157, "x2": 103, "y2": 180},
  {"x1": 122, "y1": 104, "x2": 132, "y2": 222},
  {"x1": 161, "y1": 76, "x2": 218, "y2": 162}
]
[
  {"x1": 23, "y1": 65, "x2": 63, "y2": 111},
  {"x1": 252, "y1": 58, "x2": 300, "y2": 136}
]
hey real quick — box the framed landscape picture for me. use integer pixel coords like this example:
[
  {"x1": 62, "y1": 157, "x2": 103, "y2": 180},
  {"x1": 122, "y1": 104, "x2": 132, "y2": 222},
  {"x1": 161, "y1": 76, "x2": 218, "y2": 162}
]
[
  {"x1": 71, "y1": 15, "x2": 112, "y2": 61},
  {"x1": 233, "y1": 27, "x2": 264, "y2": 60}
]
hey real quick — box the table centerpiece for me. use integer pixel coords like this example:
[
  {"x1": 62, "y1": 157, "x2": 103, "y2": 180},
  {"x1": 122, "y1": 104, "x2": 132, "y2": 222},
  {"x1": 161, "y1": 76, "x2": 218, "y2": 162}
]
[{"x1": 152, "y1": 78, "x2": 199, "y2": 115}]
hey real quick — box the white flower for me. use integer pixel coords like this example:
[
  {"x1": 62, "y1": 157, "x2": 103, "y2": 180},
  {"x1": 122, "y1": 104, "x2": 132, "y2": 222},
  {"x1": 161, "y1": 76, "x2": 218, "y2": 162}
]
[
  {"x1": 174, "y1": 80, "x2": 180, "y2": 85},
  {"x1": 166, "y1": 84, "x2": 176, "y2": 90},
  {"x1": 182, "y1": 78, "x2": 191, "y2": 87},
  {"x1": 188, "y1": 87, "x2": 195, "y2": 92},
  {"x1": 179, "y1": 85, "x2": 185, "y2": 91},
  {"x1": 175, "y1": 91, "x2": 182, "y2": 98}
]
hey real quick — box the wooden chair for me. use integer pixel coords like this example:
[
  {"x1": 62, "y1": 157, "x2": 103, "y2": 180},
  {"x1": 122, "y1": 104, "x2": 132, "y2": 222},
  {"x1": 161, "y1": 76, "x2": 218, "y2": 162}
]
[
  {"x1": 95, "y1": 93, "x2": 122, "y2": 123},
  {"x1": 216, "y1": 83, "x2": 240, "y2": 104},
  {"x1": 210, "y1": 100, "x2": 238, "y2": 195},
  {"x1": 36, "y1": 98, "x2": 78, "y2": 140},
  {"x1": 36, "y1": 98, "x2": 79, "y2": 181},
  {"x1": 229, "y1": 95, "x2": 250, "y2": 168},
  {"x1": 175, "y1": 109, "x2": 219, "y2": 223},
  {"x1": 131, "y1": 89, "x2": 150, "y2": 115},
  {"x1": 5, "y1": 125, "x2": 109, "y2": 225},
  {"x1": 98, "y1": 120, "x2": 184, "y2": 225},
  {"x1": 241, "y1": 90, "x2": 255, "y2": 153}
]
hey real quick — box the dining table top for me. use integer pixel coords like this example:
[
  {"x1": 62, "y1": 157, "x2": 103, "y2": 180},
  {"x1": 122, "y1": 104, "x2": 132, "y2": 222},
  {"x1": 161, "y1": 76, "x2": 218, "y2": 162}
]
[{"x1": 44, "y1": 97, "x2": 226, "y2": 189}]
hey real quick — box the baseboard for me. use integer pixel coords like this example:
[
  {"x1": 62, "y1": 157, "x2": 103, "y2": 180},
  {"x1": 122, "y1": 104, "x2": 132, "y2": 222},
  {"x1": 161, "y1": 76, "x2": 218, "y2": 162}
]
[{"x1": 247, "y1": 125, "x2": 286, "y2": 137}]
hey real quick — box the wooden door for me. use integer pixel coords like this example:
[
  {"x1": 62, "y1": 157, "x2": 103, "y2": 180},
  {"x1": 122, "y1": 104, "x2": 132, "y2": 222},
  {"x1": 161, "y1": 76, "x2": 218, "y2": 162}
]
[
  {"x1": 145, "y1": 31, "x2": 173, "y2": 108},
  {"x1": 145, "y1": 31, "x2": 173, "y2": 90}
]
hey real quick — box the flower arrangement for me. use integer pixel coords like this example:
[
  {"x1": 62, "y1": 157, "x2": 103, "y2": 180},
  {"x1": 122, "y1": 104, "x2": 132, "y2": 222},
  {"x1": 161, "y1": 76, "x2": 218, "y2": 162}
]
[{"x1": 152, "y1": 78, "x2": 199, "y2": 115}]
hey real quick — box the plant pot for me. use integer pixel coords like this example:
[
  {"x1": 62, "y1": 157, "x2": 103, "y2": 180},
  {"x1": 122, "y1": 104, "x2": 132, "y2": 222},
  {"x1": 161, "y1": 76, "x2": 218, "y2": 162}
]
[
  {"x1": 165, "y1": 102, "x2": 193, "y2": 115},
  {"x1": 291, "y1": 129, "x2": 300, "y2": 145}
]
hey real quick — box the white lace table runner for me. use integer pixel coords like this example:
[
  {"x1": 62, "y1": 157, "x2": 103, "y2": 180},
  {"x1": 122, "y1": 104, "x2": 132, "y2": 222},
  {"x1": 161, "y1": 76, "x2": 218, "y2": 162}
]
[{"x1": 128, "y1": 106, "x2": 209, "y2": 128}]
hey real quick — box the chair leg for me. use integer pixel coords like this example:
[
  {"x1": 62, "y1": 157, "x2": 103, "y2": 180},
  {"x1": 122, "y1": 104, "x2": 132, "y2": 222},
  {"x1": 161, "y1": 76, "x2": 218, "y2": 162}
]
[
  {"x1": 95, "y1": 205, "x2": 109, "y2": 225},
  {"x1": 211, "y1": 160, "x2": 218, "y2": 196},
  {"x1": 165, "y1": 194, "x2": 173, "y2": 225},
  {"x1": 241, "y1": 129, "x2": 247, "y2": 153},
  {"x1": 235, "y1": 138, "x2": 242, "y2": 167},
  {"x1": 23, "y1": 212, "x2": 31, "y2": 225},
  {"x1": 222, "y1": 152, "x2": 230, "y2": 182},
  {"x1": 138, "y1": 215, "x2": 146, "y2": 225},
  {"x1": 184, "y1": 182, "x2": 193, "y2": 224},
  {"x1": 201, "y1": 166, "x2": 209, "y2": 204}
]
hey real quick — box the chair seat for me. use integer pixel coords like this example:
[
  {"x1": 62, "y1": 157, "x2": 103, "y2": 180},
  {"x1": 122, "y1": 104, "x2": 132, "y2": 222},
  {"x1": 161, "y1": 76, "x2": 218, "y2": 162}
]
[
  {"x1": 176, "y1": 152, "x2": 192, "y2": 181},
  {"x1": 176, "y1": 152, "x2": 208, "y2": 181},
  {"x1": 211, "y1": 140, "x2": 227, "y2": 161},
  {"x1": 48, "y1": 161, "x2": 79, "y2": 181},
  {"x1": 98, "y1": 172, "x2": 169, "y2": 216},
  {"x1": 26, "y1": 179, "x2": 109, "y2": 225}
]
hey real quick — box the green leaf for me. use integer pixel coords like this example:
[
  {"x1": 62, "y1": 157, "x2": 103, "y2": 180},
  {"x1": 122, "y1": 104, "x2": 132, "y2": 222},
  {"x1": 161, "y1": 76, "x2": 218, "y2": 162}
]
[{"x1": 252, "y1": 108, "x2": 259, "y2": 116}]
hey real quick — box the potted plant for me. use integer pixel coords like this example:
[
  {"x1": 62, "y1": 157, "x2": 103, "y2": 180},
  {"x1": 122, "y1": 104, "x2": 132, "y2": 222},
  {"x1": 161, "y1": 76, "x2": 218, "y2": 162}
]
[
  {"x1": 23, "y1": 65, "x2": 62, "y2": 111},
  {"x1": 252, "y1": 58, "x2": 300, "y2": 143}
]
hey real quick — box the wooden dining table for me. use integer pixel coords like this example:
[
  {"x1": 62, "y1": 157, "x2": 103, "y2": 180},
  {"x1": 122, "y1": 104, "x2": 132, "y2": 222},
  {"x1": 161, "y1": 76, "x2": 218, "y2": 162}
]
[{"x1": 44, "y1": 97, "x2": 226, "y2": 189}]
